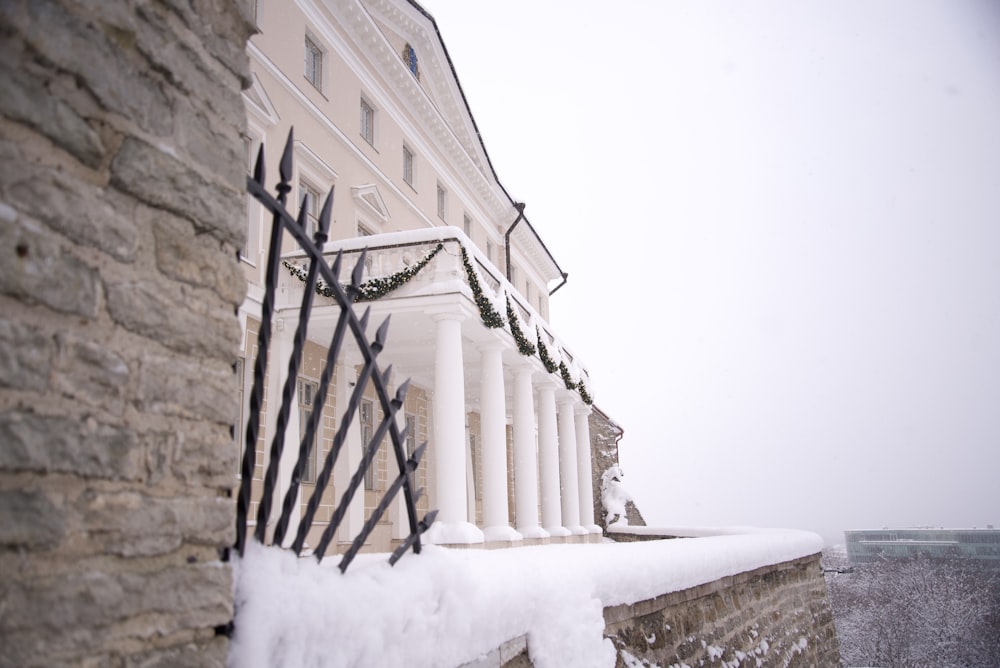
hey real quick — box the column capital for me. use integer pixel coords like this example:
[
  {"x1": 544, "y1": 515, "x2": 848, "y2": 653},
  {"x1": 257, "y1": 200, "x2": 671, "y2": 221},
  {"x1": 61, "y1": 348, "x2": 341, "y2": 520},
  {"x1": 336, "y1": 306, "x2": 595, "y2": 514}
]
[
  {"x1": 427, "y1": 307, "x2": 466, "y2": 323},
  {"x1": 574, "y1": 404, "x2": 593, "y2": 417}
]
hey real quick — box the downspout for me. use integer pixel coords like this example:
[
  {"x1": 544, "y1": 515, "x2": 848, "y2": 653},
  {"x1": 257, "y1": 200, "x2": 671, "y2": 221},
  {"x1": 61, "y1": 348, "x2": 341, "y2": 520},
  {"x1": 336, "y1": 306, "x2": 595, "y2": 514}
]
[
  {"x1": 503, "y1": 202, "x2": 526, "y2": 282},
  {"x1": 504, "y1": 202, "x2": 570, "y2": 296}
]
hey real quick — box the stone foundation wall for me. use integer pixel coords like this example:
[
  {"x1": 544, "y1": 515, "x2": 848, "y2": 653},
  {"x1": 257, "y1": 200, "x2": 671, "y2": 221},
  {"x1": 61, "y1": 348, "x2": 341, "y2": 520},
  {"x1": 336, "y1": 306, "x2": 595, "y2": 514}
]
[
  {"x1": 589, "y1": 409, "x2": 645, "y2": 528},
  {"x1": 604, "y1": 554, "x2": 840, "y2": 667},
  {"x1": 0, "y1": 1, "x2": 251, "y2": 665}
]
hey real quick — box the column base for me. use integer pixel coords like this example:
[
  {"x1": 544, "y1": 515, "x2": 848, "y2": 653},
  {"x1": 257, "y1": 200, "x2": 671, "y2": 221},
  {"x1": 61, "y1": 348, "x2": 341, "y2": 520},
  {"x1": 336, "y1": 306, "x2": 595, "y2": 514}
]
[
  {"x1": 544, "y1": 526, "x2": 572, "y2": 538},
  {"x1": 516, "y1": 525, "x2": 551, "y2": 540},
  {"x1": 569, "y1": 525, "x2": 589, "y2": 536},
  {"x1": 424, "y1": 521, "x2": 485, "y2": 546},
  {"x1": 584, "y1": 524, "x2": 603, "y2": 535},
  {"x1": 483, "y1": 525, "x2": 523, "y2": 543}
]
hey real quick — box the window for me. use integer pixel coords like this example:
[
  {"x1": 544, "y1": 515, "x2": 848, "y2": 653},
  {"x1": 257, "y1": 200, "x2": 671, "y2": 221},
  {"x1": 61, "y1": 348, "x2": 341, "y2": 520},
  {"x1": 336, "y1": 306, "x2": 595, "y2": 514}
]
[
  {"x1": 405, "y1": 414, "x2": 416, "y2": 457},
  {"x1": 436, "y1": 183, "x2": 447, "y2": 220},
  {"x1": 304, "y1": 36, "x2": 323, "y2": 91},
  {"x1": 463, "y1": 214, "x2": 471, "y2": 237},
  {"x1": 297, "y1": 377, "x2": 319, "y2": 483},
  {"x1": 298, "y1": 180, "x2": 321, "y2": 238},
  {"x1": 360, "y1": 98, "x2": 375, "y2": 145},
  {"x1": 361, "y1": 399, "x2": 375, "y2": 490},
  {"x1": 402, "y1": 145, "x2": 414, "y2": 187},
  {"x1": 486, "y1": 240, "x2": 494, "y2": 263}
]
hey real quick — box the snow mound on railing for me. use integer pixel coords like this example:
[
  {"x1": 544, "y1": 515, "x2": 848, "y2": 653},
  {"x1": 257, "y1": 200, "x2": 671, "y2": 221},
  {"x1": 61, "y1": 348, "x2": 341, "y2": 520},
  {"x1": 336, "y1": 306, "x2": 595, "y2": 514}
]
[{"x1": 228, "y1": 528, "x2": 822, "y2": 668}]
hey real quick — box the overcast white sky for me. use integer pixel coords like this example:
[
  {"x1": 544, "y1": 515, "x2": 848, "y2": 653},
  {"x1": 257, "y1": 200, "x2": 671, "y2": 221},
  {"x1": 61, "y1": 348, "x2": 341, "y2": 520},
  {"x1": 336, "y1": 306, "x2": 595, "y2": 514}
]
[{"x1": 422, "y1": 0, "x2": 1000, "y2": 545}]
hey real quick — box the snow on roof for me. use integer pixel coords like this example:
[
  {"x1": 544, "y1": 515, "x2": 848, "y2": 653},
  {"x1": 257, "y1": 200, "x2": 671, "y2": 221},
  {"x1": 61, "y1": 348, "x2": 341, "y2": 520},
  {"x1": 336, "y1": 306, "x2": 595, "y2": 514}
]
[{"x1": 229, "y1": 527, "x2": 821, "y2": 668}]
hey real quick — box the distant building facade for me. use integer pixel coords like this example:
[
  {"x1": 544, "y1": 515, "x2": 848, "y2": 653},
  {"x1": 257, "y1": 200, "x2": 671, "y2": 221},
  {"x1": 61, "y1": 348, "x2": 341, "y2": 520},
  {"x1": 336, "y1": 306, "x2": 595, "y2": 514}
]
[{"x1": 845, "y1": 528, "x2": 1000, "y2": 567}]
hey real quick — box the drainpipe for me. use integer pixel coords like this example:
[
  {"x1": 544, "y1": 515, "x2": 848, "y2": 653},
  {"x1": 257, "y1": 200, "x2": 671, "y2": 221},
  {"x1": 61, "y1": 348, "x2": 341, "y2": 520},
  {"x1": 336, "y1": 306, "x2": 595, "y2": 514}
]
[
  {"x1": 504, "y1": 202, "x2": 570, "y2": 296},
  {"x1": 503, "y1": 202, "x2": 526, "y2": 282}
]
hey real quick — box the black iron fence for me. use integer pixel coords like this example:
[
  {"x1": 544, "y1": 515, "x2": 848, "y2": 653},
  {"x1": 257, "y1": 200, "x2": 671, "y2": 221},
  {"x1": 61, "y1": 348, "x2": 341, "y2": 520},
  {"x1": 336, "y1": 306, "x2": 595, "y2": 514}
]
[{"x1": 235, "y1": 128, "x2": 436, "y2": 572}]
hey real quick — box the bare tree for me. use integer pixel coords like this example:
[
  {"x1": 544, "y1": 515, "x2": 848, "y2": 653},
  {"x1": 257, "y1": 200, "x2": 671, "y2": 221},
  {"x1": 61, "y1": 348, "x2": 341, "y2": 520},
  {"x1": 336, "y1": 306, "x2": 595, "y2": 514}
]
[{"x1": 825, "y1": 553, "x2": 1000, "y2": 667}]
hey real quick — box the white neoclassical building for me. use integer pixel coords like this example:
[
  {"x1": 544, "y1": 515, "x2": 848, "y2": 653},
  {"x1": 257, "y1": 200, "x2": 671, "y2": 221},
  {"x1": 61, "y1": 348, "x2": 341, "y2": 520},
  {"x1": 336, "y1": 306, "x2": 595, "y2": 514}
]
[{"x1": 239, "y1": 0, "x2": 612, "y2": 551}]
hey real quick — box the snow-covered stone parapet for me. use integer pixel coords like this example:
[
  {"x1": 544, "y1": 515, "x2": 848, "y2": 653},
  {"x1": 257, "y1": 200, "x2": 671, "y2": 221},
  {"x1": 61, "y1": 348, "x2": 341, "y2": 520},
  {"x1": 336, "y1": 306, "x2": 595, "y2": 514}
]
[{"x1": 228, "y1": 528, "x2": 831, "y2": 668}]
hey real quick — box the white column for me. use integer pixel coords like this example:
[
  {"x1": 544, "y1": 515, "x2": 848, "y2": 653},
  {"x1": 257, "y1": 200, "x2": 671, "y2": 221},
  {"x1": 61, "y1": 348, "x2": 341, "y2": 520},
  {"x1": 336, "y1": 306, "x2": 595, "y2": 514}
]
[
  {"x1": 513, "y1": 365, "x2": 547, "y2": 539},
  {"x1": 479, "y1": 344, "x2": 522, "y2": 542},
  {"x1": 576, "y1": 405, "x2": 602, "y2": 534},
  {"x1": 425, "y1": 311, "x2": 484, "y2": 545},
  {"x1": 334, "y1": 356, "x2": 365, "y2": 546},
  {"x1": 558, "y1": 395, "x2": 586, "y2": 535},
  {"x1": 537, "y1": 381, "x2": 569, "y2": 536}
]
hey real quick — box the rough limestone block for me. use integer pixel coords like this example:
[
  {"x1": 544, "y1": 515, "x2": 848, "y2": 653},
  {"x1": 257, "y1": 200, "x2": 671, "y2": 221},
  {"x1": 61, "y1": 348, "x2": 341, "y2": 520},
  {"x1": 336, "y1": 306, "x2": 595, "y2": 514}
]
[
  {"x1": 53, "y1": 333, "x2": 129, "y2": 414},
  {"x1": 136, "y1": 354, "x2": 238, "y2": 426},
  {"x1": 82, "y1": 491, "x2": 234, "y2": 558},
  {"x1": 0, "y1": 153, "x2": 140, "y2": 262},
  {"x1": 106, "y1": 277, "x2": 240, "y2": 360},
  {"x1": 0, "y1": 204, "x2": 100, "y2": 318},
  {"x1": 0, "y1": 488, "x2": 66, "y2": 550},
  {"x1": 150, "y1": 208, "x2": 246, "y2": 305},
  {"x1": 0, "y1": 316, "x2": 53, "y2": 392},
  {"x1": 110, "y1": 137, "x2": 243, "y2": 248}
]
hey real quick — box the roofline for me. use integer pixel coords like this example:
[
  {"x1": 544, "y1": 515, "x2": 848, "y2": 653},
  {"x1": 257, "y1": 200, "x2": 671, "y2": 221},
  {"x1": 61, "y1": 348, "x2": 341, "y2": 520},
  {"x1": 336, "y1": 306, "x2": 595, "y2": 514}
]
[{"x1": 405, "y1": 0, "x2": 569, "y2": 288}]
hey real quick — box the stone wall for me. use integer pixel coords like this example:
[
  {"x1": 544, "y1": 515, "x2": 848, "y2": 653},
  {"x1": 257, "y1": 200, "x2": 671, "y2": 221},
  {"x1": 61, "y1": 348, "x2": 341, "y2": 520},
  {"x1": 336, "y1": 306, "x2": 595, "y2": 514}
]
[
  {"x1": 604, "y1": 554, "x2": 840, "y2": 667},
  {"x1": 0, "y1": 1, "x2": 252, "y2": 665},
  {"x1": 589, "y1": 408, "x2": 645, "y2": 528}
]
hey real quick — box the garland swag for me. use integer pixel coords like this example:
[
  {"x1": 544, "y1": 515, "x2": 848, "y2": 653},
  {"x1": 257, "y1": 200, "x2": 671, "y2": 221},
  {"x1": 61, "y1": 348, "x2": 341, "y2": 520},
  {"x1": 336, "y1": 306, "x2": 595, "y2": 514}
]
[
  {"x1": 460, "y1": 245, "x2": 505, "y2": 329},
  {"x1": 283, "y1": 242, "x2": 443, "y2": 303},
  {"x1": 506, "y1": 297, "x2": 537, "y2": 357},
  {"x1": 536, "y1": 327, "x2": 559, "y2": 374}
]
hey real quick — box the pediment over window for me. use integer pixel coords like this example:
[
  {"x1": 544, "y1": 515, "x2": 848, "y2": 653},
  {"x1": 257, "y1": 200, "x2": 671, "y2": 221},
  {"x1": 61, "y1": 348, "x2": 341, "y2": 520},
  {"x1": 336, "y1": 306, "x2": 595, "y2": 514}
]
[
  {"x1": 243, "y1": 72, "x2": 279, "y2": 127},
  {"x1": 352, "y1": 184, "x2": 390, "y2": 223}
]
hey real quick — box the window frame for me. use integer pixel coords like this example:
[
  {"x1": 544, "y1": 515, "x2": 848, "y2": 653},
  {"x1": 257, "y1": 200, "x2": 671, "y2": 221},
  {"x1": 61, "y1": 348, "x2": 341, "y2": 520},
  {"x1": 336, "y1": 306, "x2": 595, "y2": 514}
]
[
  {"x1": 304, "y1": 34, "x2": 324, "y2": 92},
  {"x1": 436, "y1": 183, "x2": 447, "y2": 221},
  {"x1": 297, "y1": 376, "x2": 320, "y2": 484},
  {"x1": 360, "y1": 97, "x2": 376, "y2": 146},
  {"x1": 402, "y1": 144, "x2": 415, "y2": 188}
]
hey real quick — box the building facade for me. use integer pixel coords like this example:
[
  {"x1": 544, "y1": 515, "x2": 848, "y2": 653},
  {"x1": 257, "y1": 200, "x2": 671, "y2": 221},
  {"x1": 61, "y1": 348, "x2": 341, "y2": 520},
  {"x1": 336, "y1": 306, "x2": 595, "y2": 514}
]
[
  {"x1": 846, "y1": 528, "x2": 1000, "y2": 567},
  {"x1": 240, "y1": 0, "x2": 610, "y2": 551}
]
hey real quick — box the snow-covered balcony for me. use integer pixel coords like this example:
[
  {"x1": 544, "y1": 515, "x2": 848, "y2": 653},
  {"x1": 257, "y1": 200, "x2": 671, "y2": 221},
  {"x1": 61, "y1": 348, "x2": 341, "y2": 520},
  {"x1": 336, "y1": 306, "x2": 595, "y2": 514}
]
[{"x1": 278, "y1": 226, "x2": 601, "y2": 546}]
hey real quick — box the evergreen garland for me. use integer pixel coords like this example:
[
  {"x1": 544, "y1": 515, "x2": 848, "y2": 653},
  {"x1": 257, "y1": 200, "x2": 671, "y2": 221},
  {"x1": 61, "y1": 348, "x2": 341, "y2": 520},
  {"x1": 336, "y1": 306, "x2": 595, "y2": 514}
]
[
  {"x1": 283, "y1": 242, "x2": 443, "y2": 303},
  {"x1": 506, "y1": 296, "x2": 536, "y2": 357},
  {"x1": 577, "y1": 380, "x2": 593, "y2": 405},
  {"x1": 460, "y1": 245, "x2": 505, "y2": 329},
  {"x1": 558, "y1": 360, "x2": 576, "y2": 391},
  {"x1": 536, "y1": 327, "x2": 558, "y2": 374}
]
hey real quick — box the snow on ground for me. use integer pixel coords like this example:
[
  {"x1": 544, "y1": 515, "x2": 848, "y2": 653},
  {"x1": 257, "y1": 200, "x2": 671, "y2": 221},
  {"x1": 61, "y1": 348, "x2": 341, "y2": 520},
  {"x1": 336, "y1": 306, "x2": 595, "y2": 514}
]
[{"x1": 228, "y1": 527, "x2": 822, "y2": 668}]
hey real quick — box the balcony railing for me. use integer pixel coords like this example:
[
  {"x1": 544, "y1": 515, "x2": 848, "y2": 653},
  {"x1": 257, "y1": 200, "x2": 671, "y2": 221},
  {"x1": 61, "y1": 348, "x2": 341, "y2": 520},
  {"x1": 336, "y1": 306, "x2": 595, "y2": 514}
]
[{"x1": 281, "y1": 227, "x2": 593, "y2": 402}]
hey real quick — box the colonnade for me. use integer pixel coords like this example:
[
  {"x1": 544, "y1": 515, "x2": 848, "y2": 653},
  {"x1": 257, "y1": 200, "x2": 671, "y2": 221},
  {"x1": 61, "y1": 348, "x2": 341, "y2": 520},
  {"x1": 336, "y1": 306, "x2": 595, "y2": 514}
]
[{"x1": 424, "y1": 310, "x2": 603, "y2": 546}]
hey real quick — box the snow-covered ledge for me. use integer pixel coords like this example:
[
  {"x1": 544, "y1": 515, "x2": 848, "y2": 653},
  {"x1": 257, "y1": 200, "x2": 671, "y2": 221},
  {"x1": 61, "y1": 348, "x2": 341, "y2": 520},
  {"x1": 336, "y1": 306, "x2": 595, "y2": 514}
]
[{"x1": 228, "y1": 528, "x2": 823, "y2": 668}]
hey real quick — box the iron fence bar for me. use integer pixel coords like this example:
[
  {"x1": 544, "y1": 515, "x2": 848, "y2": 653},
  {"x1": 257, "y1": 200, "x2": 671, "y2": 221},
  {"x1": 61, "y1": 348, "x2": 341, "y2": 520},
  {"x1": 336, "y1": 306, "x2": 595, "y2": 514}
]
[
  {"x1": 236, "y1": 131, "x2": 293, "y2": 556},
  {"x1": 238, "y1": 126, "x2": 433, "y2": 571},
  {"x1": 338, "y1": 444, "x2": 426, "y2": 572},
  {"x1": 290, "y1": 305, "x2": 379, "y2": 555},
  {"x1": 390, "y1": 510, "x2": 438, "y2": 566},
  {"x1": 314, "y1": 362, "x2": 400, "y2": 561},
  {"x1": 270, "y1": 192, "x2": 334, "y2": 548},
  {"x1": 253, "y1": 190, "x2": 325, "y2": 542}
]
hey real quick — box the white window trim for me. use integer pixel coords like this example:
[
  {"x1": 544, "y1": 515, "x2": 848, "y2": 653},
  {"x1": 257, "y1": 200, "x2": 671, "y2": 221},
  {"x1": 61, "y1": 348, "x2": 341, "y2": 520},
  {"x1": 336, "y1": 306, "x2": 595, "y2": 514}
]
[
  {"x1": 436, "y1": 183, "x2": 447, "y2": 221},
  {"x1": 304, "y1": 32, "x2": 326, "y2": 93},
  {"x1": 402, "y1": 143, "x2": 415, "y2": 189},
  {"x1": 360, "y1": 96, "x2": 376, "y2": 147},
  {"x1": 293, "y1": 141, "x2": 337, "y2": 245}
]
